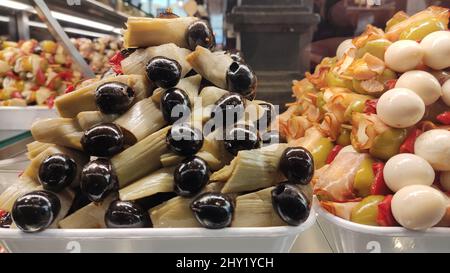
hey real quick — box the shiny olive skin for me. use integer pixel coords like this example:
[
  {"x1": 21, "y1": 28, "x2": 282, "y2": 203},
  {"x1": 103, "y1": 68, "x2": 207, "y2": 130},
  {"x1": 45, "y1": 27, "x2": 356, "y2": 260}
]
[
  {"x1": 211, "y1": 93, "x2": 245, "y2": 129},
  {"x1": 80, "y1": 159, "x2": 118, "y2": 202},
  {"x1": 226, "y1": 62, "x2": 257, "y2": 100},
  {"x1": 271, "y1": 183, "x2": 310, "y2": 226},
  {"x1": 105, "y1": 200, "x2": 152, "y2": 228},
  {"x1": 279, "y1": 147, "x2": 314, "y2": 185},
  {"x1": 38, "y1": 153, "x2": 77, "y2": 192},
  {"x1": 256, "y1": 102, "x2": 276, "y2": 130},
  {"x1": 145, "y1": 56, "x2": 181, "y2": 89},
  {"x1": 174, "y1": 157, "x2": 210, "y2": 197},
  {"x1": 166, "y1": 124, "x2": 203, "y2": 156},
  {"x1": 95, "y1": 82, "x2": 135, "y2": 114},
  {"x1": 12, "y1": 190, "x2": 61, "y2": 232},
  {"x1": 81, "y1": 123, "x2": 124, "y2": 157},
  {"x1": 224, "y1": 125, "x2": 261, "y2": 155},
  {"x1": 261, "y1": 130, "x2": 281, "y2": 146},
  {"x1": 191, "y1": 192, "x2": 234, "y2": 229},
  {"x1": 186, "y1": 20, "x2": 215, "y2": 51},
  {"x1": 160, "y1": 88, "x2": 191, "y2": 124}
]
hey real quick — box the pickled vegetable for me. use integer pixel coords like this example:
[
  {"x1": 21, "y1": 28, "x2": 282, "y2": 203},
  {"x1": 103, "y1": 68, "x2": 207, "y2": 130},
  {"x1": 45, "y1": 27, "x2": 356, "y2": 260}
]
[
  {"x1": 310, "y1": 137, "x2": 334, "y2": 169},
  {"x1": 356, "y1": 39, "x2": 392, "y2": 60},
  {"x1": 369, "y1": 128, "x2": 408, "y2": 160},
  {"x1": 350, "y1": 195, "x2": 384, "y2": 226},
  {"x1": 399, "y1": 18, "x2": 446, "y2": 41},
  {"x1": 353, "y1": 157, "x2": 375, "y2": 197}
]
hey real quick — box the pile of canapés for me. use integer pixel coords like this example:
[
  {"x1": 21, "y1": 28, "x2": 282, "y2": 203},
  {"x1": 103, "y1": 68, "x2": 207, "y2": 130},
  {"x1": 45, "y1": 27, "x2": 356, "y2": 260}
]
[
  {"x1": 280, "y1": 6, "x2": 450, "y2": 231},
  {"x1": 2, "y1": 11, "x2": 314, "y2": 232}
]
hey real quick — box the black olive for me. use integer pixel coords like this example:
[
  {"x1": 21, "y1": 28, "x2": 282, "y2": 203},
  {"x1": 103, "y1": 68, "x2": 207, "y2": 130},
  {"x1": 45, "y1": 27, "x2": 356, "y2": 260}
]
[
  {"x1": 261, "y1": 130, "x2": 281, "y2": 146},
  {"x1": 223, "y1": 125, "x2": 260, "y2": 156},
  {"x1": 279, "y1": 147, "x2": 314, "y2": 185},
  {"x1": 191, "y1": 192, "x2": 234, "y2": 229},
  {"x1": 186, "y1": 20, "x2": 215, "y2": 51},
  {"x1": 80, "y1": 159, "x2": 118, "y2": 202},
  {"x1": 174, "y1": 157, "x2": 209, "y2": 197},
  {"x1": 0, "y1": 211, "x2": 12, "y2": 228},
  {"x1": 105, "y1": 200, "x2": 152, "y2": 228},
  {"x1": 226, "y1": 62, "x2": 257, "y2": 100},
  {"x1": 255, "y1": 102, "x2": 276, "y2": 130},
  {"x1": 38, "y1": 153, "x2": 77, "y2": 192},
  {"x1": 145, "y1": 56, "x2": 181, "y2": 89},
  {"x1": 271, "y1": 184, "x2": 310, "y2": 226},
  {"x1": 95, "y1": 82, "x2": 135, "y2": 114},
  {"x1": 210, "y1": 93, "x2": 245, "y2": 129},
  {"x1": 166, "y1": 124, "x2": 203, "y2": 156},
  {"x1": 81, "y1": 123, "x2": 124, "y2": 157},
  {"x1": 160, "y1": 88, "x2": 191, "y2": 124},
  {"x1": 12, "y1": 190, "x2": 61, "y2": 232}
]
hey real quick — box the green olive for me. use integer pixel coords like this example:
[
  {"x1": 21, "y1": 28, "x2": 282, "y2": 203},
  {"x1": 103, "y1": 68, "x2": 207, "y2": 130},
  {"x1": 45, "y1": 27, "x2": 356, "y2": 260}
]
[
  {"x1": 399, "y1": 18, "x2": 446, "y2": 41},
  {"x1": 356, "y1": 39, "x2": 392, "y2": 60},
  {"x1": 310, "y1": 137, "x2": 334, "y2": 169},
  {"x1": 336, "y1": 128, "x2": 351, "y2": 146},
  {"x1": 369, "y1": 128, "x2": 408, "y2": 161},
  {"x1": 350, "y1": 195, "x2": 384, "y2": 226},
  {"x1": 385, "y1": 14, "x2": 408, "y2": 32},
  {"x1": 353, "y1": 157, "x2": 375, "y2": 197},
  {"x1": 326, "y1": 71, "x2": 353, "y2": 90},
  {"x1": 344, "y1": 99, "x2": 366, "y2": 122}
]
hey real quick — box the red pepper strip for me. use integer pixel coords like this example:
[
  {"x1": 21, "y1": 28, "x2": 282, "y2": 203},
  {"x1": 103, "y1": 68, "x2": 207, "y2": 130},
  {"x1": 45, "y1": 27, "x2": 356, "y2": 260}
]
[
  {"x1": 399, "y1": 128, "x2": 422, "y2": 154},
  {"x1": 109, "y1": 51, "x2": 124, "y2": 74},
  {"x1": 0, "y1": 210, "x2": 8, "y2": 219},
  {"x1": 11, "y1": 91, "x2": 23, "y2": 99},
  {"x1": 46, "y1": 95, "x2": 55, "y2": 109},
  {"x1": 376, "y1": 195, "x2": 398, "y2": 226},
  {"x1": 385, "y1": 79, "x2": 397, "y2": 90},
  {"x1": 363, "y1": 99, "x2": 378, "y2": 114},
  {"x1": 64, "y1": 85, "x2": 75, "y2": 94},
  {"x1": 58, "y1": 70, "x2": 73, "y2": 81},
  {"x1": 35, "y1": 68, "x2": 46, "y2": 86},
  {"x1": 370, "y1": 162, "x2": 391, "y2": 195},
  {"x1": 437, "y1": 112, "x2": 450, "y2": 125},
  {"x1": 6, "y1": 71, "x2": 20, "y2": 80},
  {"x1": 325, "y1": 145, "x2": 343, "y2": 164}
]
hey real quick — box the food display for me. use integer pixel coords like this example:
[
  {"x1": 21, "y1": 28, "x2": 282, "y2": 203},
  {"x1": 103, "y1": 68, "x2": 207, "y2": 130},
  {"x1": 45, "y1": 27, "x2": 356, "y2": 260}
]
[
  {"x1": 71, "y1": 37, "x2": 122, "y2": 74},
  {"x1": 0, "y1": 10, "x2": 314, "y2": 232},
  {"x1": 0, "y1": 40, "x2": 83, "y2": 107},
  {"x1": 279, "y1": 6, "x2": 450, "y2": 231}
]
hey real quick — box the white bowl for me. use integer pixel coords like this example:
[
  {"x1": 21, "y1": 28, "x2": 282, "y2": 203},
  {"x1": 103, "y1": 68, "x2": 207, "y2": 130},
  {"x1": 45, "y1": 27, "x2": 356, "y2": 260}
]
[
  {"x1": 314, "y1": 199, "x2": 450, "y2": 253},
  {"x1": 0, "y1": 107, "x2": 57, "y2": 130},
  {"x1": 0, "y1": 210, "x2": 316, "y2": 253}
]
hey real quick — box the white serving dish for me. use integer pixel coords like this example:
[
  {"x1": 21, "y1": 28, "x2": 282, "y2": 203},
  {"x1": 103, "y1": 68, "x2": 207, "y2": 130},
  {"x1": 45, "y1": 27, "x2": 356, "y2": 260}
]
[
  {"x1": 0, "y1": 106, "x2": 57, "y2": 130},
  {"x1": 314, "y1": 199, "x2": 450, "y2": 253},
  {"x1": 0, "y1": 210, "x2": 315, "y2": 253}
]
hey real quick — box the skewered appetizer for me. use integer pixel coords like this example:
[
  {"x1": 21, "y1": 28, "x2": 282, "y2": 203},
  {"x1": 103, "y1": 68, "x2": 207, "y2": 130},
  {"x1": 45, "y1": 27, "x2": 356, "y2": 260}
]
[
  {"x1": 0, "y1": 10, "x2": 314, "y2": 232},
  {"x1": 279, "y1": 6, "x2": 450, "y2": 231},
  {"x1": 0, "y1": 40, "x2": 83, "y2": 107}
]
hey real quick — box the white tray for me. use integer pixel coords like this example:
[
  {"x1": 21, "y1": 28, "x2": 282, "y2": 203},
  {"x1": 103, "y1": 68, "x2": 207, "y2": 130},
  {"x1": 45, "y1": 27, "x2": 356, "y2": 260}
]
[
  {"x1": 0, "y1": 210, "x2": 315, "y2": 253},
  {"x1": 314, "y1": 199, "x2": 450, "y2": 253},
  {"x1": 0, "y1": 107, "x2": 57, "y2": 130}
]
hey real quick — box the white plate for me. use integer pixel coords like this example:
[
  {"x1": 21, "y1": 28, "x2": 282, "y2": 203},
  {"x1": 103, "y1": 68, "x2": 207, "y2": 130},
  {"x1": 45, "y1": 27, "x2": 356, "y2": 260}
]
[
  {"x1": 0, "y1": 107, "x2": 57, "y2": 130},
  {"x1": 314, "y1": 198, "x2": 450, "y2": 253},
  {"x1": 0, "y1": 210, "x2": 316, "y2": 253}
]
